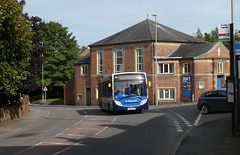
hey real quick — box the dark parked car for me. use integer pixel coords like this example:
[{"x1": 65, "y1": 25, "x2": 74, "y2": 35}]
[{"x1": 197, "y1": 88, "x2": 232, "y2": 114}]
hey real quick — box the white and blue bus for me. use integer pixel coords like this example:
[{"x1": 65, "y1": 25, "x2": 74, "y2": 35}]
[{"x1": 98, "y1": 72, "x2": 148, "y2": 112}]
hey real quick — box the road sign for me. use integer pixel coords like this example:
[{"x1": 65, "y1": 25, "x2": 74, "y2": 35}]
[
  {"x1": 218, "y1": 24, "x2": 230, "y2": 41},
  {"x1": 43, "y1": 86, "x2": 48, "y2": 92},
  {"x1": 236, "y1": 43, "x2": 240, "y2": 54}
]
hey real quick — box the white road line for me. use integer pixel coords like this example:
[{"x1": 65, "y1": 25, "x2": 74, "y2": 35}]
[
  {"x1": 95, "y1": 117, "x2": 117, "y2": 135},
  {"x1": 14, "y1": 142, "x2": 43, "y2": 155},
  {"x1": 52, "y1": 140, "x2": 85, "y2": 155},
  {"x1": 175, "y1": 113, "x2": 192, "y2": 127},
  {"x1": 193, "y1": 112, "x2": 202, "y2": 126},
  {"x1": 173, "y1": 121, "x2": 183, "y2": 132}
]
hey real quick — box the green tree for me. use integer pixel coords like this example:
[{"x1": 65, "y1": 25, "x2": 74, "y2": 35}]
[
  {"x1": 80, "y1": 46, "x2": 88, "y2": 55},
  {"x1": 236, "y1": 30, "x2": 240, "y2": 42},
  {"x1": 39, "y1": 21, "x2": 80, "y2": 97},
  {"x1": 0, "y1": 0, "x2": 33, "y2": 102},
  {"x1": 21, "y1": 14, "x2": 46, "y2": 94},
  {"x1": 194, "y1": 28, "x2": 203, "y2": 39}
]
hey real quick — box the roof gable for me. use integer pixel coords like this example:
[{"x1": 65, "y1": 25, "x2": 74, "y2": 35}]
[{"x1": 89, "y1": 19, "x2": 206, "y2": 47}]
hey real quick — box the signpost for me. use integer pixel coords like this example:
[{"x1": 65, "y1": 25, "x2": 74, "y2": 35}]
[
  {"x1": 236, "y1": 44, "x2": 240, "y2": 79},
  {"x1": 218, "y1": 24, "x2": 230, "y2": 42},
  {"x1": 43, "y1": 86, "x2": 48, "y2": 105}
]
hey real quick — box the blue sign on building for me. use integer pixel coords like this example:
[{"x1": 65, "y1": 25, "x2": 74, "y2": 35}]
[
  {"x1": 182, "y1": 76, "x2": 191, "y2": 97},
  {"x1": 236, "y1": 43, "x2": 240, "y2": 55}
]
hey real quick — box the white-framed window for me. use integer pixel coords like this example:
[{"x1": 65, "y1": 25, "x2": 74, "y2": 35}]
[
  {"x1": 218, "y1": 62, "x2": 223, "y2": 73},
  {"x1": 183, "y1": 63, "x2": 191, "y2": 74},
  {"x1": 158, "y1": 63, "x2": 174, "y2": 74},
  {"x1": 199, "y1": 81, "x2": 204, "y2": 89},
  {"x1": 159, "y1": 88, "x2": 175, "y2": 100},
  {"x1": 81, "y1": 65, "x2": 88, "y2": 75},
  {"x1": 114, "y1": 48, "x2": 124, "y2": 73},
  {"x1": 136, "y1": 46, "x2": 144, "y2": 72},
  {"x1": 97, "y1": 49, "x2": 103, "y2": 75}
]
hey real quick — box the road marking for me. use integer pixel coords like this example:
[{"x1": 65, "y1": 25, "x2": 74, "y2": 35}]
[
  {"x1": 193, "y1": 112, "x2": 202, "y2": 126},
  {"x1": 52, "y1": 140, "x2": 85, "y2": 155},
  {"x1": 175, "y1": 113, "x2": 192, "y2": 127},
  {"x1": 15, "y1": 111, "x2": 117, "y2": 155},
  {"x1": 95, "y1": 117, "x2": 117, "y2": 135},
  {"x1": 173, "y1": 121, "x2": 183, "y2": 132}
]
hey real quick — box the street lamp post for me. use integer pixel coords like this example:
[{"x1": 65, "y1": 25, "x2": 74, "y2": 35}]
[
  {"x1": 153, "y1": 14, "x2": 158, "y2": 105},
  {"x1": 230, "y1": 0, "x2": 239, "y2": 136},
  {"x1": 40, "y1": 42, "x2": 44, "y2": 105}
]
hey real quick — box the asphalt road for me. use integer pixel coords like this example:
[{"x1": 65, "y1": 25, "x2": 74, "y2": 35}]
[{"x1": 0, "y1": 104, "x2": 229, "y2": 155}]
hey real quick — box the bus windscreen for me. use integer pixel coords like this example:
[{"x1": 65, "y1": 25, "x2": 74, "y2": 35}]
[{"x1": 114, "y1": 80, "x2": 147, "y2": 98}]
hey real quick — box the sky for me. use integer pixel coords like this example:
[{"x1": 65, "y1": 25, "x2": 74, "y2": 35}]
[{"x1": 23, "y1": 0, "x2": 240, "y2": 47}]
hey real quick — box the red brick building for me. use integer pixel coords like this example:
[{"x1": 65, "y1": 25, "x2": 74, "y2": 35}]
[{"x1": 64, "y1": 19, "x2": 230, "y2": 105}]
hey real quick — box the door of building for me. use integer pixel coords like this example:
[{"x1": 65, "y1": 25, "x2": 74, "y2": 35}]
[
  {"x1": 86, "y1": 88, "x2": 91, "y2": 106},
  {"x1": 217, "y1": 76, "x2": 222, "y2": 89}
]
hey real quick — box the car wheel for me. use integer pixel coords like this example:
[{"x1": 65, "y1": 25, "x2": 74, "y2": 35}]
[{"x1": 201, "y1": 104, "x2": 210, "y2": 114}]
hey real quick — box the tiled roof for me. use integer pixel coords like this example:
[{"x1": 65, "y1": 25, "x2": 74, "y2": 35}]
[
  {"x1": 89, "y1": 19, "x2": 206, "y2": 47},
  {"x1": 168, "y1": 43, "x2": 218, "y2": 58},
  {"x1": 80, "y1": 49, "x2": 90, "y2": 57},
  {"x1": 74, "y1": 53, "x2": 90, "y2": 65}
]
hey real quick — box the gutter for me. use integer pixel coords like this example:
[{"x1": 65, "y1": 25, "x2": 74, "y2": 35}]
[{"x1": 153, "y1": 56, "x2": 182, "y2": 60}]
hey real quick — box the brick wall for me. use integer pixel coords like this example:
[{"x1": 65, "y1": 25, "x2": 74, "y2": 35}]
[
  {"x1": 69, "y1": 42, "x2": 230, "y2": 105},
  {"x1": 64, "y1": 75, "x2": 75, "y2": 105},
  {"x1": 0, "y1": 96, "x2": 29, "y2": 123},
  {"x1": 74, "y1": 64, "x2": 91, "y2": 105}
]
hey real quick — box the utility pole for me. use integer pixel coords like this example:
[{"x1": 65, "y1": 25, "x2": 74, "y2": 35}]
[
  {"x1": 153, "y1": 14, "x2": 158, "y2": 105},
  {"x1": 40, "y1": 42, "x2": 44, "y2": 105},
  {"x1": 230, "y1": 0, "x2": 238, "y2": 135}
]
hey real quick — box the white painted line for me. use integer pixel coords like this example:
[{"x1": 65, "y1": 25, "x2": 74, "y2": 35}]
[
  {"x1": 95, "y1": 126, "x2": 109, "y2": 135},
  {"x1": 175, "y1": 113, "x2": 192, "y2": 127},
  {"x1": 14, "y1": 142, "x2": 43, "y2": 155},
  {"x1": 95, "y1": 117, "x2": 117, "y2": 135},
  {"x1": 44, "y1": 142, "x2": 72, "y2": 145},
  {"x1": 193, "y1": 112, "x2": 202, "y2": 126},
  {"x1": 173, "y1": 121, "x2": 183, "y2": 132},
  {"x1": 54, "y1": 128, "x2": 69, "y2": 137},
  {"x1": 52, "y1": 140, "x2": 85, "y2": 155}
]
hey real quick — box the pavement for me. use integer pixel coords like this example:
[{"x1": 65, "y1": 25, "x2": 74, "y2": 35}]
[
  {"x1": 1, "y1": 105, "x2": 240, "y2": 155},
  {"x1": 176, "y1": 115, "x2": 240, "y2": 155},
  {"x1": 0, "y1": 106, "x2": 50, "y2": 137}
]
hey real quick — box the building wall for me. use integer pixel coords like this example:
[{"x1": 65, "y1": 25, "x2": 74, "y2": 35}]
[
  {"x1": 89, "y1": 42, "x2": 181, "y2": 105},
  {"x1": 69, "y1": 42, "x2": 230, "y2": 106},
  {"x1": 74, "y1": 64, "x2": 91, "y2": 105},
  {"x1": 64, "y1": 75, "x2": 75, "y2": 105},
  {"x1": 192, "y1": 43, "x2": 230, "y2": 101}
]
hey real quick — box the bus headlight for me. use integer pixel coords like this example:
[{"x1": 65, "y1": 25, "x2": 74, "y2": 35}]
[
  {"x1": 114, "y1": 100, "x2": 122, "y2": 106},
  {"x1": 140, "y1": 99, "x2": 148, "y2": 106}
]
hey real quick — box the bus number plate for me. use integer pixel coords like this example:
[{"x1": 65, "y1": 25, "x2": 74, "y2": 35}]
[{"x1": 127, "y1": 107, "x2": 136, "y2": 110}]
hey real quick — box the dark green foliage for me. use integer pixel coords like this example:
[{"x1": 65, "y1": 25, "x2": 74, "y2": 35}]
[
  {"x1": 0, "y1": 0, "x2": 33, "y2": 103},
  {"x1": 38, "y1": 21, "x2": 80, "y2": 97}
]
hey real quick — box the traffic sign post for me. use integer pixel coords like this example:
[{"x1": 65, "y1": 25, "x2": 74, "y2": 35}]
[
  {"x1": 236, "y1": 44, "x2": 240, "y2": 80},
  {"x1": 43, "y1": 86, "x2": 48, "y2": 105},
  {"x1": 218, "y1": 24, "x2": 230, "y2": 42}
]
